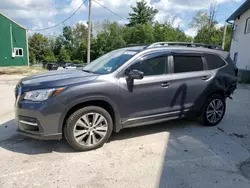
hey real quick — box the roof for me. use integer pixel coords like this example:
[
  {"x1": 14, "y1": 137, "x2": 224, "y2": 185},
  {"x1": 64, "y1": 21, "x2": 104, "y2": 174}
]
[
  {"x1": 226, "y1": 0, "x2": 250, "y2": 22},
  {"x1": 0, "y1": 12, "x2": 26, "y2": 30}
]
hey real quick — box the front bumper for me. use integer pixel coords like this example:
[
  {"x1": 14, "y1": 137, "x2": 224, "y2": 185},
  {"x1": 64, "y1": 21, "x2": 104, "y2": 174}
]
[
  {"x1": 17, "y1": 129, "x2": 62, "y2": 140},
  {"x1": 15, "y1": 97, "x2": 66, "y2": 140}
]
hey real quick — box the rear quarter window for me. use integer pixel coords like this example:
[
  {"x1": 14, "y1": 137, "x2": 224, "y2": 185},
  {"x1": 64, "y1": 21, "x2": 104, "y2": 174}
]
[{"x1": 205, "y1": 54, "x2": 226, "y2": 70}]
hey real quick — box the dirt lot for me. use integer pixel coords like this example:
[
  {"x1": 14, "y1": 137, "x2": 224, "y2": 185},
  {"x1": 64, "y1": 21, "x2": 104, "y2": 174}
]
[
  {"x1": 0, "y1": 75, "x2": 250, "y2": 188},
  {"x1": 0, "y1": 66, "x2": 46, "y2": 76}
]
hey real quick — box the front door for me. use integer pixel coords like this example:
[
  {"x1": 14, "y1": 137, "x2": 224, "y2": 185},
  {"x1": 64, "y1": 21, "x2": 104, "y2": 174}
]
[{"x1": 118, "y1": 52, "x2": 177, "y2": 126}]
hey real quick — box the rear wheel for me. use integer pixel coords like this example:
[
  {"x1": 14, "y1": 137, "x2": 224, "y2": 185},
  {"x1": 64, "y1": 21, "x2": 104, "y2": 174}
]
[
  {"x1": 64, "y1": 106, "x2": 113, "y2": 151},
  {"x1": 200, "y1": 94, "x2": 226, "y2": 126}
]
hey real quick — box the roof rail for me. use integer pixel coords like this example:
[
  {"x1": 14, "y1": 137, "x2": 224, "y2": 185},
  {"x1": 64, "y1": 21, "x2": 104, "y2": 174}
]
[
  {"x1": 122, "y1": 44, "x2": 148, "y2": 49},
  {"x1": 147, "y1": 42, "x2": 222, "y2": 50}
]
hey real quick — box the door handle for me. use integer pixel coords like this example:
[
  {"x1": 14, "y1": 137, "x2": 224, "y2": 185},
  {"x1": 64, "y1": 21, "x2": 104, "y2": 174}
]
[
  {"x1": 201, "y1": 75, "x2": 211, "y2": 80},
  {"x1": 161, "y1": 82, "x2": 170, "y2": 88}
]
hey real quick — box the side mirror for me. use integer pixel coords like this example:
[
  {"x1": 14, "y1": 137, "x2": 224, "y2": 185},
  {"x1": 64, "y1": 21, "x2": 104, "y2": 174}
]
[{"x1": 127, "y1": 69, "x2": 144, "y2": 80}]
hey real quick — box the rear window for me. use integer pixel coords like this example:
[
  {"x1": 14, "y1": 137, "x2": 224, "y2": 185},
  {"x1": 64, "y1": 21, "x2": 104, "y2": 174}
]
[
  {"x1": 173, "y1": 56, "x2": 204, "y2": 73},
  {"x1": 205, "y1": 54, "x2": 226, "y2": 70}
]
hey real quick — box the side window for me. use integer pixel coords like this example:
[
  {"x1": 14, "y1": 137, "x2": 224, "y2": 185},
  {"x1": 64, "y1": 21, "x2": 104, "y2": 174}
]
[
  {"x1": 173, "y1": 56, "x2": 204, "y2": 73},
  {"x1": 205, "y1": 54, "x2": 226, "y2": 70},
  {"x1": 130, "y1": 56, "x2": 167, "y2": 76}
]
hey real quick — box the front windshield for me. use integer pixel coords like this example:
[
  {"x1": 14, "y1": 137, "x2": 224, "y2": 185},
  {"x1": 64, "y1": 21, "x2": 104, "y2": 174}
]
[{"x1": 83, "y1": 49, "x2": 138, "y2": 74}]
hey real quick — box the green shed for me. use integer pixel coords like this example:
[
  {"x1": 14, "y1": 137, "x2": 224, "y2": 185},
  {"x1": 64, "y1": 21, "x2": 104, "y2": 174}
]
[{"x1": 0, "y1": 12, "x2": 29, "y2": 66}]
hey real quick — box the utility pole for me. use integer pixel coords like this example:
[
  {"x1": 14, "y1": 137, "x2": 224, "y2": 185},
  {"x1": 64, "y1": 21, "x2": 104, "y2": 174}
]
[
  {"x1": 222, "y1": 23, "x2": 227, "y2": 50},
  {"x1": 87, "y1": 0, "x2": 92, "y2": 64}
]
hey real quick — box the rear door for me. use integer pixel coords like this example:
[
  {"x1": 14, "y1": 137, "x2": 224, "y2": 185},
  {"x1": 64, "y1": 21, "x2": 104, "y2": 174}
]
[{"x1": 169, "y1": 51, "x2": 213, "y2": 112}]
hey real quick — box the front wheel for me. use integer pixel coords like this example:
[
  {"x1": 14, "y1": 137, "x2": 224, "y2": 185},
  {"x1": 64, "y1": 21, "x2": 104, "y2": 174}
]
[
  {"x1": 200, "y1": 94, "x2": 226, "y2": 126},
  {"x1": 64, "y1": 106, "x2": 113, "y2": 151}
]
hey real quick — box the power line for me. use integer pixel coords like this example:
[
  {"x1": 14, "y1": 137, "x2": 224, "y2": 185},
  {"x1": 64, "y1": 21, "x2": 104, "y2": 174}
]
[
  {"x1": 29, "y1": 0, "x2": 88, "y2": 32},
  {"x1": 92, "y1": 0, "x2": 127, "y2": 21}
]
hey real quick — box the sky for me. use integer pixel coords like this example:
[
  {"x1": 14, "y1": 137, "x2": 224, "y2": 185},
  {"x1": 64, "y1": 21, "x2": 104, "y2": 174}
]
[{"x1": 0, "y1": 0, "x2": 246, "y2": 37}]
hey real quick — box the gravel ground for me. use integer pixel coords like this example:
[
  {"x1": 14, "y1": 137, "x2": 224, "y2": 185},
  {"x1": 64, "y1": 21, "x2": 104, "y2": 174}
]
[{"x1": 0, "y1": 75, "x2": 250, "y2": 188}]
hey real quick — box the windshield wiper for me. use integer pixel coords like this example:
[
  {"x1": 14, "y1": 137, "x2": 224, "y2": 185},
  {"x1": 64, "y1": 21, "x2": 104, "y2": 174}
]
[{"x1": 82, "y1": 69, "x2": 95, "y2": 74}]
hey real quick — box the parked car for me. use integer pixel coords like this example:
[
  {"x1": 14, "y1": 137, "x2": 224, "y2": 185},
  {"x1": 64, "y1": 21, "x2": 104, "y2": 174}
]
[
  {"x1": 65, "y1": 64, "x2": 77, "y2": 69},
  {"x1": 63, "y1": 63, "x2": 73, "y2": 69},
  {"x1": 45, "y1": 63, "x2": 58, "y2": 70},
  {"x1": 15, "y1": 42, "x2": 238, "y2": 151}
]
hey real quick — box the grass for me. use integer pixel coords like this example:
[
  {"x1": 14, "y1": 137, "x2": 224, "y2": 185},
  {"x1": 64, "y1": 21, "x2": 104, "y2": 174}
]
[{"x1": 0, "y1": 66, "x2": 47, "y2": 76}]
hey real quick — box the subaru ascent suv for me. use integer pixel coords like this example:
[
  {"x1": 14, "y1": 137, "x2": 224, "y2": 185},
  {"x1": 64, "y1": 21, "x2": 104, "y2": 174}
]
[{"x1": 15, "y1": 42, "x2": 238, "y2": 151}]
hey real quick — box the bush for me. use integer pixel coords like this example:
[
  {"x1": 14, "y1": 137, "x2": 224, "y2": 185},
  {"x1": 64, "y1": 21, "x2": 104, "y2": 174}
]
[{"x1": 72, "y1": 59, "x2": 83, "y2": 64}]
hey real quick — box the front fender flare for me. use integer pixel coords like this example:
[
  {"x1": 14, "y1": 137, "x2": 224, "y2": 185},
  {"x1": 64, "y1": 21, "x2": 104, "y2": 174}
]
[{"x1": 58, "y1": 95, "x2": 122, "y2": 133}]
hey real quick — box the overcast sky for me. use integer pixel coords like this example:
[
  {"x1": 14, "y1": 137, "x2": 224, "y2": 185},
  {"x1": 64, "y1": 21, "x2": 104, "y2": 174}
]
[{"x1": 0, "y1": 0, "x2": 245, "y2": 37}]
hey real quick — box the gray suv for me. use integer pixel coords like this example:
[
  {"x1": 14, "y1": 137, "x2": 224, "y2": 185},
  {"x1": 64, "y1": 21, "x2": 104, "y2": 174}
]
[{"x1": 15, "y1": 42, "x2": 238, "y2": 151}]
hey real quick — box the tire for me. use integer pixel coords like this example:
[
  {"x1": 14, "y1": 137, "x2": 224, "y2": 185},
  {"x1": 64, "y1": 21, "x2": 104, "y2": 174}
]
[
  {"x1": 64, "y1": 106, "x2": 113, "y2": 151},
  {"x1": 200, "y1": 94, "x2": 226, "y2": 126}
]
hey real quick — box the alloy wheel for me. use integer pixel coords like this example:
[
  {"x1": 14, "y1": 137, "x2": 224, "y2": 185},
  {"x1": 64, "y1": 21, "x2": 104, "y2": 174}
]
[
  {"x1": 73, "y1": 113, "x2": 108, "y2": 146},
  {"x1": 206, "y1": 99, "x2": 224, "y2": 124}
]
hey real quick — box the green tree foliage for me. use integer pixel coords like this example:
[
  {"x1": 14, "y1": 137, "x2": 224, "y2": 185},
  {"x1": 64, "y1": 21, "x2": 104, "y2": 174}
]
[
  {"x1": 74, "y1": 39, "x2": 87, "y2": 62},
  {"x1": 128, "y1": 0, "x2": 158, "y2": 26},
  {"x1": 58, "y1": 48, "x2": 70, "y2": 63},
  {"x1": 189, "y1": 3, "x2": 232, "y2": 51},
  {"x1": 224, "y1": 26, "x2": 232, "y2": 51},
  {"x1": 29, "y1": 33, "x2": 48, "y2": 64},
  {"x1": 28, "y1": 2, "x2": 213, "y2": 64},
  {"x1": 189, "y1": 3, "x2": 218, "y2": 30},
  {"x1": 123, "y1": 23, "x2": 154, "y2": 44},
  {"x1": 53, "y1": 35, "x2": 65, "y2": 56},
  {"x1": 29, "y1": 21, "x2": 192, "y2": 63},
  {"x1": 153, "y1": 23, "x2": 192, "y2": 42},
  {"x1": 92, "y1": 22, "x2": 126, "y2": 59},
  {"x1": 189, "y1": 11, "x2": 212, "y2": 30},
  {"x1": 29, "y1": 51, "x2": 36, "y2": 64},
  {"x1": 73, "y1": 23, "x2": 88, "y2": 44},
  {"x1": 194, "y1": 26, "x2": 232, "y2": 51},
  {"x1": 194, "y1": 27, "x2": 222, "y2": 45},
  {"x1": 44, "y1": 49, "x2": 57, "y2": 62}
]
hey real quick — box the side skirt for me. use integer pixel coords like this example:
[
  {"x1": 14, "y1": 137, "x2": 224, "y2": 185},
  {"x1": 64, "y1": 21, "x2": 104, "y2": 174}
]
[{"x1": 122, "y1": 110, "x2": 190, "y2": 129}]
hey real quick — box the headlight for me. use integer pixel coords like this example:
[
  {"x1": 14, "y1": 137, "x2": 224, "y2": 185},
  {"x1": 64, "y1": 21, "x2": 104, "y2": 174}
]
[{"x1": 24, "y1": 88, "x2": 64, "y2": 102}]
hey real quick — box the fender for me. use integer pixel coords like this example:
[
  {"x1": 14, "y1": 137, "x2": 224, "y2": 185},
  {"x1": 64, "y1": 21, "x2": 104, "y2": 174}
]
[{"x1": 57, "y1": 95, "x2": 122, "y2": 133}]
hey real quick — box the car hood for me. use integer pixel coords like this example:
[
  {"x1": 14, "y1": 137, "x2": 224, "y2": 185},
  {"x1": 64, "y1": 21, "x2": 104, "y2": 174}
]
[{"x1": 20, "y1": 69, "x2": 99, "y2": 91}]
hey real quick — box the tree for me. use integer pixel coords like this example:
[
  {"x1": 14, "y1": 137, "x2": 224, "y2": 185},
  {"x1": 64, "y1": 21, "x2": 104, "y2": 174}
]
[
  {"x1": 63, "y1": 26, "x2": 73, "y2": 42},
  {"x1": 153, "y1": 23, "x2": 191, "y2": 43},
  {"x1": 74, "y1": 40, "x2": 87, "y2": 62},
  {"x1": 224, "y1": 25, "x2": 232, "y2": 51},
  {"x1": 194, "y1": 25, "x2": 232, "y2": 51},
  {"x1": 73, "y1": 23, "x2": 88, "y2": 45},
  {"x1": 58, "y1": 48, "x2": 70, "y2": 63},
  {"x1": 53, "y1": 35, "x2": 65, "y2": 56},
  {"x1": 29, "y1": 51, "x2": 36, "y2": 64},
  {"x1": 189, "y1": 3, "x2": 218, "y2": 30},
  {"x1": 123, "y1": 23, "x2": 154, "y2": 44},
  {"x1": 127, "y1": 0, "x2": 158, "y2": 26},
  {"x1": 29, "y1": 33, "x2": 49, "y2": 63},
  {"x1": 189, "y1": 11, "x2": 211, "y2": 30},
  {"x1": 44, "y1": 49, "x2": 57, "y2": 62},
  {"x1": 92, "y1": 22, "x2": 125, "y2": 59},
  {"x1": 62, "y1": 26, "x2": 74, "y2": 59},
  {"x1": 194, "y1": 27, "x2": 221, "y2": 45}
]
